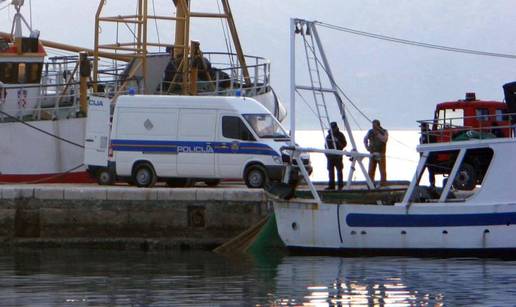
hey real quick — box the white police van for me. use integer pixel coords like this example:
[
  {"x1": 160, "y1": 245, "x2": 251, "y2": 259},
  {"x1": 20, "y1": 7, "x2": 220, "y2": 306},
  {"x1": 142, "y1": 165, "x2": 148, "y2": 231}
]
[{"x1": 84, "y1": 95, "x2": 310, "y2": 188}]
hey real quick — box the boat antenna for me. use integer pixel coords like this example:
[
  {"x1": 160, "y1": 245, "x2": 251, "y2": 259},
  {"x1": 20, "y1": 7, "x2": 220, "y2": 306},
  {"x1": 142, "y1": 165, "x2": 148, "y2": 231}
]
[
  {"x1": 10, "y1": 0, "x2": 33, "y2": 38},
  {"x1": 28, "y1": 0, "x2": 31, "y2": 28}
]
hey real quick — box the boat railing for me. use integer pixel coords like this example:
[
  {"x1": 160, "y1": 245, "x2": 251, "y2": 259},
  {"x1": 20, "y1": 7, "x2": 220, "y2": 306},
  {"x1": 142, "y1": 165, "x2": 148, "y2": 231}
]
[
  {"x1": 417, "y1": 113, "x2": 516, "y2": 144},
  {"x1": 280, "y1": 145, "x2": 375, "y2": 204},
  {"x1": 1, "y1": 52, "x2": 272, "y2": 122},
  {"x1": 156, "y1": 52, "x2": 271, "y2": 97},
  {"x1": 0, "y1": 102, "x2": 79, "y2": 122}
]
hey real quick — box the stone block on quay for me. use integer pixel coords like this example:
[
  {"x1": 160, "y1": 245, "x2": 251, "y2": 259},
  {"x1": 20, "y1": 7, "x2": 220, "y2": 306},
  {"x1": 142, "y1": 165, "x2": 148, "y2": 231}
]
[
  {"x1": 107, "y1": 187, "x2": 158, "y2": 201},
  {"x1": 1, "y1": 186, "x2": 35, "y2": 200},
  {"x1": 196, "y1": 188, "x2": 224, "y2": 201},
  {"x1": 223, "y1": 189, "x2": 265, "y2": 202},
  {"x1": 35, "y1": 187, "x2": 64, "y2": 200},
  {"x1": 64, "y1": 187, "x2": 108, "y2": 200},
  {"x1": 156, "y1": 188, "x2": 171, "y2": 201},
  {"x1": 168, "y1": 189, "x2": 196, "y2": 201}
]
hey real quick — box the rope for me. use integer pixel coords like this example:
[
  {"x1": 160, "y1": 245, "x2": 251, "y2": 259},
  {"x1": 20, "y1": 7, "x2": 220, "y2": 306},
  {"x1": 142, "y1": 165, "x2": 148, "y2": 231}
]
[
  {"x1": 0, "y1": 110, "x2": 84, "y2": 148},
  {"x1": 295, "y1": 89, "x2": 319, "y2": 119},
  {"x1": 299, "y1": 35, "x2": 372, "y2": 123},
  {"x1": 316, "y1": 21, "x2": 516, "y2": 59},
  {"x1": 29, "y1": 0, "x2": 32, "y2": 29},
  {"x1": 0, "y1": 2, "x2": 9, "y2": 12},
  {"x1": 298, "y1": 29, "x2": 417, "y2": 151},
  {"x1": 216, "y1": 1, "x2": 235, "y2": 68},
  {"x1": 0, "y1": 163, "x2": 85, "y2": 184},
  {"x1": 151, "y1": 0, "x2": 160, "y2": 52}
]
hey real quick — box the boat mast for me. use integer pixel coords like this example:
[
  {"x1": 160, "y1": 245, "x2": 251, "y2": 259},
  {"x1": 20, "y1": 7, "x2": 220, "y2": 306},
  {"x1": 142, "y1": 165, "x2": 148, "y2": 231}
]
[{"x1": 290, "y1": 19, "x2": 375, "y2": 190}]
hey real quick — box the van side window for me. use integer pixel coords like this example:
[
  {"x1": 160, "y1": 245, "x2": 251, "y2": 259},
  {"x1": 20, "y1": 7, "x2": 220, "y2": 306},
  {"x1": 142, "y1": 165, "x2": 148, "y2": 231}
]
[{"x1": 222, "y1": 116, "x2": 255, "y2": 141}]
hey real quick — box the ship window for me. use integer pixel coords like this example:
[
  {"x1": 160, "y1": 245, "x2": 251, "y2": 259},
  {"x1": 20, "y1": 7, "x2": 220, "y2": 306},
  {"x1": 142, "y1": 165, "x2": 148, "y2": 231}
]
[
  {"x1": 222, "y1": 116, "x2": 255, "y2": 141},
  {"x1": 18, "y1": 63, "x2": 26, "y2": 83},
  {"x1": 413, "y1": 147, "x2": 494, "y2": 203},
  {"x1": 476, "y1": 108, "x2": 489, "y2": 121},
  {"x1": 496, "y1": 109, "x2": 507, "y2": 122},
  {"x1": 438, "y1": 108, "x2": 464, "y2": 128},
  {"x1": 0, "y1": 63, "x2": 18, "y2": 84},
  {"x1": 26, "y1": 63, "x2": 42, "y2": 83}
]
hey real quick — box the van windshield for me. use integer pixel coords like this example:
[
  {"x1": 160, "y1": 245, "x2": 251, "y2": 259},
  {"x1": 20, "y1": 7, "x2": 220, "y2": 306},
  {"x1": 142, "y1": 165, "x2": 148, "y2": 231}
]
[{"x1": 243, "y1": 114, "x2": 289, "y2": 139}]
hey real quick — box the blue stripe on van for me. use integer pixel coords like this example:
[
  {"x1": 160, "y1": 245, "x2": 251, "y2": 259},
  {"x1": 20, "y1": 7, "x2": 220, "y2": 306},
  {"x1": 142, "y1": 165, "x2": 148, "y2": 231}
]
[
  {"x1": 346, "y1": 212, "x2": 516, "y2": 227},
  {"x1": 110, "y1": 139, "x2": 279, "y2": 156}
]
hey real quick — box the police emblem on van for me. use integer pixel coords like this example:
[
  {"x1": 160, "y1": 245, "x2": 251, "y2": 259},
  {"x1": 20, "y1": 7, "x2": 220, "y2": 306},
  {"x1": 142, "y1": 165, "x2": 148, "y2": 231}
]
[
  {"x1": 231, "y1": 141, "x2": 239, "y2": 151},
  {"x1": 144, "y1": 119, "x2": 154, "y2": 130}
]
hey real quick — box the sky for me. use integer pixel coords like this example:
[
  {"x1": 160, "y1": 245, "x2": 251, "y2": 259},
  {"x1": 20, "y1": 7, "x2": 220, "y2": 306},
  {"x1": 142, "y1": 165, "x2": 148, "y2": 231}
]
[{"x1": 1, "y1": 0, "x2": 515, "y2": 130}]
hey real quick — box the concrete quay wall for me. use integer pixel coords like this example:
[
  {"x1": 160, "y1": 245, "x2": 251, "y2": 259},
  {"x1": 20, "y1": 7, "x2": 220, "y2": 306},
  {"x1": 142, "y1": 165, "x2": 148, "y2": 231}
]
[{"x1": 0, "y1": 186, "x2": 270, "y2": 250}]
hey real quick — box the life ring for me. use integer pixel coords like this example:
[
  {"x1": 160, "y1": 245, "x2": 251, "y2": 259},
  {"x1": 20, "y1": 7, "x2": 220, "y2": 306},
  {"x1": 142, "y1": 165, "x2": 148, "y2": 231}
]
[
  {"x1": 17, "y1": 89, "x2": 27, "y2": 108},
  {"x1": 0, "y1": 83, "x2": 6, "y2": 105}
]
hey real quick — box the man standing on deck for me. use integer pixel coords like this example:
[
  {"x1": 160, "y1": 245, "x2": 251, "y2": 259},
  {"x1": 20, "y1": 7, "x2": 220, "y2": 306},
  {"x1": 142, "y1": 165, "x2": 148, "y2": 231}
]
[
  {"x1": 364, "y1": 119, "x2": 388, "y2": 187},
  {"x1": 325, "y1": 122, "x2": 347, "y2": 190},
  {"x1": 420, "y1": 122, "x2": 436, "y2": 189}
]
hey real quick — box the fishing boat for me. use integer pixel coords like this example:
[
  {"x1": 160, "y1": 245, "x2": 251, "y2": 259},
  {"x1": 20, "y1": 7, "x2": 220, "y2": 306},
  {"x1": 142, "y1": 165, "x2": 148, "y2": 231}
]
[
  {"x1": 0, "y1": 0, "x2": 285, "y2": 183},
  {"x1": 272, "y1": 19, "x2": 516, "y2": 256}
]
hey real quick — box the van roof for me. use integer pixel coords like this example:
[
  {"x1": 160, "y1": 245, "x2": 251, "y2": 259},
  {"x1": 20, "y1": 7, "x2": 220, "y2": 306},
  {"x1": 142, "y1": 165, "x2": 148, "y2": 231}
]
[{"x1": 116, "y1": 95, "x2": 272, "y2": 114}]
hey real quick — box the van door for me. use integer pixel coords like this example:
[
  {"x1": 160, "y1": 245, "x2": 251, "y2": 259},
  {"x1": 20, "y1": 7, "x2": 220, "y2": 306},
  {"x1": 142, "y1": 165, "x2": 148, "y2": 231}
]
[
  {"x1": 176, "y1": 109, "x2": 216, "y2": 177},
  {"x1": 84, "y1": 96, "x2": 111, "y2": 167},
  {"x1": 216, "y1": 114, "x2": 256, "y2": 178},
  {"x1": 113, "y1": 108, "x2": 179, "y2": 177}
]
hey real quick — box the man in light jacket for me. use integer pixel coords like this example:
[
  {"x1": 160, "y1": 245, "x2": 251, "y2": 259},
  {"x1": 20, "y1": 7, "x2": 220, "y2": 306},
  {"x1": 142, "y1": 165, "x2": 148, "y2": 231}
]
[{"x1": 364, "y1": 119, "x2": 388, "y2": 187}]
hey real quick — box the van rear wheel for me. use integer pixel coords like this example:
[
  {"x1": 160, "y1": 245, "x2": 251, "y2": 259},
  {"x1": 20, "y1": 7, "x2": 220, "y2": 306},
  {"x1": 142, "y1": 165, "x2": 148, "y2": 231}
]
[
  {"x1": 245, "y1": 165, "x2": 269, "y2": 189},
  {"x1": 133, "y1": 163, "x2": 157, "y2": 188},
  {"x1": 97, "y1": 168, "x2": 114, "y2": 186}
]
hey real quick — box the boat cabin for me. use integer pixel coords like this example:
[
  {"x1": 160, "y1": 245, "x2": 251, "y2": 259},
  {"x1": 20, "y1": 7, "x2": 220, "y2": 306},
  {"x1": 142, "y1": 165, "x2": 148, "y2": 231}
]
[
  {"x1": 418, "y1": 93, "x2": 512, "y2": 190},
  {"x1": 430, "y1": 92, "x2": 511, "y2": 142},
  {"x1": 0, "y1": 34, "x2": 45, "y2": 117},
  {"x1": 0, "y1": 34, "x2": 45, "y2": 84}
]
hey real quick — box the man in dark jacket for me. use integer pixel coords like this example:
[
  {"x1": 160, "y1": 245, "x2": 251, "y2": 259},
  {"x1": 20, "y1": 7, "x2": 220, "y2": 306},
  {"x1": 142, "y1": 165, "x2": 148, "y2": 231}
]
[{"x1": 325, "y1": 122, "x2": 347, "y2": 190}]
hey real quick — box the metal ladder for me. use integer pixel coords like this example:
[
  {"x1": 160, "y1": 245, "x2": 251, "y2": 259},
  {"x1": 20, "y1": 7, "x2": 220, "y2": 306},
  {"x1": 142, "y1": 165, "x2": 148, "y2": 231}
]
[{"x1": 301, "y1": 28, "x2": 336, "y2": 147}]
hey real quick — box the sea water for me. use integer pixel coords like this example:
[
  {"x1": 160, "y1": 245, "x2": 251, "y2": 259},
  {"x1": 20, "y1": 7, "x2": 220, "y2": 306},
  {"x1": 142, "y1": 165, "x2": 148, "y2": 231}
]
[{"x1": 1, "y1": 249, "x2": 515, "y2": 306}]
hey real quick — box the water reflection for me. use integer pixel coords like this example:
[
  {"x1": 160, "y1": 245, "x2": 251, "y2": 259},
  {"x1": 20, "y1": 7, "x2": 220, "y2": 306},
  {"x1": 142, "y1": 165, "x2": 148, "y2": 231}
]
[
  {"x1": 271, "y1": 256, "x2": 516, "y2": 306},
  {"x1": 0, "y1": 249, "x2": 515, "y2": 306}
]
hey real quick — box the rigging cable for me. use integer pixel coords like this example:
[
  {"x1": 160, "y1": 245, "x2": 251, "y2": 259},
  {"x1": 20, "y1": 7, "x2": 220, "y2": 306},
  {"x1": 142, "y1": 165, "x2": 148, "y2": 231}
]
[
  {"x1": 300, "y1": 33, "x2": 371, "y2": 123},
  {"x1": 299, "y1": 28, "x2": 415, "y2": 151},
  {"x1": 29, "y1": 0, "x2": 32, "y2": 29},
  {"x1": 0, "y1": 110, "x2": 84, "y2": 148},
  {"x1": 0, "y1": 2, "x2": 9, "y2": 12},
  {"x1": 151, "y1": 0, "x2": 161, "y2": 52},
  {"x1": 216, "y1": 1, "x2": 235, "y2": 69},
  {"x1": 316, "y1": 21, "x2": 516, "y2": 59}
]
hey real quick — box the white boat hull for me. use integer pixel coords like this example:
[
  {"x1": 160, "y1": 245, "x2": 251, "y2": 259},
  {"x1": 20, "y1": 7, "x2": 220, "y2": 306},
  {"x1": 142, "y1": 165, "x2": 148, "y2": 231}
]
[
  {"x1": 274, "y1": 200, "x2": 516, "y2": 254},
  {"x1": 0, "y1": 117, "x2": 91, "y2": 183}
]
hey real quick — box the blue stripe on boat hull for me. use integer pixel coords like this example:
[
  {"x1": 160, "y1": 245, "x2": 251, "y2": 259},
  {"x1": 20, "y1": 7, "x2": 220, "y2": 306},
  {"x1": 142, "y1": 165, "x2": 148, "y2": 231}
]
[
  {"x1": 346, "y1": 212, "x2": 516, "y2": 227},
  {"x1": 287, "y1": 246, "x2": 516, "y2": 258}
]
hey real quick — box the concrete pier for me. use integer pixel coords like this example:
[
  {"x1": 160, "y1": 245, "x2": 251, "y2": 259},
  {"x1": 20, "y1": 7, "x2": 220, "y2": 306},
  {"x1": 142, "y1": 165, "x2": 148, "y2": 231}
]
[{"x1": 0, "y1": 185, "x2": 269, "y2": 250}]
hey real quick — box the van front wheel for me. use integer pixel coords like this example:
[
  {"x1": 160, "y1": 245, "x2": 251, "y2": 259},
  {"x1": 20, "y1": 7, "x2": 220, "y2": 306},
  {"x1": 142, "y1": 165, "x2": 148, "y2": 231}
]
[
  {"x1": 245, "y1": 165, "x2": 269, "y2": 189},
  {"x1": 133, "y1": 163, "x2": 157, "y2": 188}
]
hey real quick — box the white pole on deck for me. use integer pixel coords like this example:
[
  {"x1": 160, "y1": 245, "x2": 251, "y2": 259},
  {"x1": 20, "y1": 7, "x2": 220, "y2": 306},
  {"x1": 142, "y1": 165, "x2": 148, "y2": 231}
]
[{"x1": 289, "y1": 18, "x2": 296, "y2": 145}]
